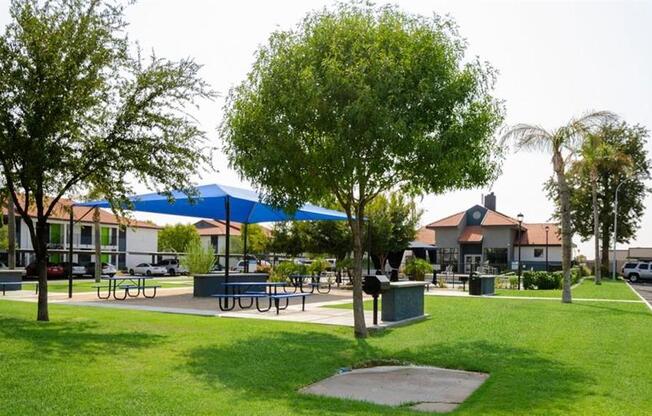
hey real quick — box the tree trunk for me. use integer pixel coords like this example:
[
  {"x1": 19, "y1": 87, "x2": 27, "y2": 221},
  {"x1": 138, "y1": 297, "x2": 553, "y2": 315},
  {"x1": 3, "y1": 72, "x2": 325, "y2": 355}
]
[
  {"x1": 351, "y1": 216, "x2": 368, "y2": 338},
  {"x1": 592, "y1": 173, "x2": 601, "y2": 284},
  {"x1": 35, "y1": 220, "x2": 49, "y2": 321},
  {"x1": 601, "y1": 225, "x2": 611, "y2": 276},
  {"x1": 555, "y1": 152, "x2": 573, "y2": 304},
  {"x1": 94, "y1": 207, "x2": 102, "y2": 283}
]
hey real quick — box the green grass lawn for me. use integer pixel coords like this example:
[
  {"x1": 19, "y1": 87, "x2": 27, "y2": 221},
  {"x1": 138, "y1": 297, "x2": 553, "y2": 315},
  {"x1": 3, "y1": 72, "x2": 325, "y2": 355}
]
[
  {"x1": 495, "y1": 277, "x2": 639, "y2": 300},
  {"x1": 1, "y1": 291, "x2": 651, "y2": 415},
  {"x1": 43, "y1": 277, "x2": 194, "y2": 293}
]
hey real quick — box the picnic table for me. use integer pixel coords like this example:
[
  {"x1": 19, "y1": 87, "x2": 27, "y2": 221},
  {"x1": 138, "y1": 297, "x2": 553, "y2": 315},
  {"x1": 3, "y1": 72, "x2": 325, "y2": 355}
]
[
  {"x1": 289, "y1": 274, "x2": 332, "y2": 294},
  {"x1": 0, "y1": 281, "x2": 39, "y2": 296},
  {"x1": 94, "y1": 276, "x2": 160, "y2": 300},
  {"x1": 214, "y1": 281, "x2": 311, "y2": 314}
]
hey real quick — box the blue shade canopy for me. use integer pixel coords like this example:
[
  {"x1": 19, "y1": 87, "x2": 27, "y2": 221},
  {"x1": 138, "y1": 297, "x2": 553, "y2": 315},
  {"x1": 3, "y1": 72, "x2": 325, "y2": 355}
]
[{"x1": 78, "y1": 183, "x2": 349, "y2": 224}]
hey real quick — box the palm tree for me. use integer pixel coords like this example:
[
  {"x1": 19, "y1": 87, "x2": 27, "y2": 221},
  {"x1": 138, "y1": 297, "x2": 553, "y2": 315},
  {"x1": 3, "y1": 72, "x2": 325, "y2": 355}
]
[
  {"x1": 579, "y1": 132, "x2": 604, "y2": 285},
  {"x1": 502, "y1": 111, "x2": 616, "y2": 303}
]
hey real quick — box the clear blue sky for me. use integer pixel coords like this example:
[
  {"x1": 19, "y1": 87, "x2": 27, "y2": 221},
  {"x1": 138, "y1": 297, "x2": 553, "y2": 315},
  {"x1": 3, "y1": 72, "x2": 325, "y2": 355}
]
[{"x1": 1, "y1": 0, "x2": 650, "y2": 258}]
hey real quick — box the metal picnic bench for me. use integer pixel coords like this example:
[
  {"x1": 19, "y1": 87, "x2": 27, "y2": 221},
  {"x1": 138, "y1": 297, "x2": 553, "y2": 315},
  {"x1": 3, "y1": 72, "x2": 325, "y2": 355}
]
[
  {"x1": 0, "y1": 281, "x2": 39, "y2": 295},
  {"x1": 93, "y1": 276, "x2": 161, "y2": 300},
  {"x1": 288, "y1": 274, "x2": 332, "y2": 294},
  {"x1": 212, "y1": 281, "x2": 312, "y2": 314}
]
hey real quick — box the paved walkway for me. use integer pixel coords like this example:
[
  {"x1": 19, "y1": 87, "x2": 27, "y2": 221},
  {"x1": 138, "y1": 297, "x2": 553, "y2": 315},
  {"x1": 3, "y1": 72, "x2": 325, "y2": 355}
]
[{"x1": 0, "y1": 286, "x2": 424, "y2": 329}]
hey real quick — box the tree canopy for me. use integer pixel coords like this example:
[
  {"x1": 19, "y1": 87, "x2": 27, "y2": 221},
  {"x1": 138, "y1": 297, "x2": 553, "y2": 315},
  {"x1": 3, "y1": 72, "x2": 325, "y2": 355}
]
[
  {"x1": 367, "y1": 192, "x2": 421, "y2": 270},
  {"x1": 0, "y1": 0, "x2": 213, "y2": 320},
  {"x1": 221, "y1": 3, "x2": 504, "y2": 337},
  {"x1": 562, "y1": 122, "x2": 650, "y2": 267},
  {"x1": 158, "y1": 223, "x2": 201, "y2": 253}
]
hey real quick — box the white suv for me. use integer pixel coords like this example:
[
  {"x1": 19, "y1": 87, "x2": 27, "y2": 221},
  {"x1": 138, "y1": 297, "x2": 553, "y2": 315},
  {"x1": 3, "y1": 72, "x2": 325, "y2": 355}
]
[
  {"x1": 622, "y1": 261, "x2": 652, "y2": 282},
  {"x1": 156, "y1": 259, "x2": 187, "y2": 276}
]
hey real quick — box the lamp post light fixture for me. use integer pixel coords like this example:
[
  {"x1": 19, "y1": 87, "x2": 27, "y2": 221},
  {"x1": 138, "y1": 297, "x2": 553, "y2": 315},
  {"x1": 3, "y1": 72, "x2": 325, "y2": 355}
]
[
  {"x1": 517, "y1": 213, "x2": 524, "y2": 290},
  {"x1": 545, "y1": 225, "x2": 550, "y2": 272}
]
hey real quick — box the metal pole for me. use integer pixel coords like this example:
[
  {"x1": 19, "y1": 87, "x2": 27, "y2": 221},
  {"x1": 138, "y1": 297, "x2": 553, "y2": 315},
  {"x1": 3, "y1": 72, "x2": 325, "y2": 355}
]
[
  {"x1": 366, "y1": 219, "x2": 371, "y2": 275},
  {"x1": 613, "y1": 181, "x2": 623, "y2": 280},
  {"x1": 545, "y1": 229, "x2": 549, "y2": 272},
  {"x1": 68, "y1": 205, "x2": 74, "y2": 298},
  {"x1": 517, "y1": 223, "x2": 522, "y2": 290},
  {"x1": 7, "y1": 191, "x2": 15, "y2": 269},
  {"x1": 243, "y1": 223, "x2": 248, "y2": 273},
  {"x1": 225, "y1": 196, "x2": 230, "y2": 280}
]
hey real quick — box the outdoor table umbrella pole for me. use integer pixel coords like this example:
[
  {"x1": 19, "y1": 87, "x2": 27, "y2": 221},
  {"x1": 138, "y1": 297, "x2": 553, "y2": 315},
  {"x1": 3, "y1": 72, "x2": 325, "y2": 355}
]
[
  {"x1": 68, "y1": 205, "x2": 74, "y2": 298},
  {"x1": 224, "y1": 195, "x2": 230, "y2": 280}
]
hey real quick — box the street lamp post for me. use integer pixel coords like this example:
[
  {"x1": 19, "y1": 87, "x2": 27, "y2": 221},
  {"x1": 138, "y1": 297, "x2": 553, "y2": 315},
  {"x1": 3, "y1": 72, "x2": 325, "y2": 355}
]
[
  {"x1": 545, "y1": 225, "x2": 549, "y2": 272},
  {"x1": 612, "y1": 181, "x2": 625, "y2": 280},
  {"x1": 517, "y1": 213, "x2": 524, "y2": 290}
]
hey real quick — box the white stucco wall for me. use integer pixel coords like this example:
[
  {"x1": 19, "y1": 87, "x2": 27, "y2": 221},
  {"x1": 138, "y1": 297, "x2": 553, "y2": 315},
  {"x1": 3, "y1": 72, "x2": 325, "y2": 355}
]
[
  {"x1": 517, "y1": 245, "x2": 562, "y2": 262},
  {"x1": 125, "y1": 227, "x2": 158, "y2": 268}
]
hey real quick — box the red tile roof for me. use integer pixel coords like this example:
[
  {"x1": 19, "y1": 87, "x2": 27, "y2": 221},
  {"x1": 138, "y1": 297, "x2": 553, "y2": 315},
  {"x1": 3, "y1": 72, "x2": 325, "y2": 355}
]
[
  {"x1": 415, "y1": 227, "x2": 435, "y2": 245},
  {"x1": 482, "y1": 210, "x2": 521, "y2": 226},
  {"x1": 2, "y1": 196, "x2": 160, "y2": 229},
  {"x1": 516, "y1": 223, "x2": 561, "y2": 246},
  {"x1": 458, "y1": 226, "x2": 483, "y2": 243},
  {"x1": 426, "y1": 211, "x2": 465, "y2": 228}
]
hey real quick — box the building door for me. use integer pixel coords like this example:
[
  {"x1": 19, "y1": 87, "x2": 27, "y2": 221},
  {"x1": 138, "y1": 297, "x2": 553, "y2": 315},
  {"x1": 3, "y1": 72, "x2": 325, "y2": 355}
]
[{"x1": 464, "y1": 254, "x2": 482, "y2": 273}]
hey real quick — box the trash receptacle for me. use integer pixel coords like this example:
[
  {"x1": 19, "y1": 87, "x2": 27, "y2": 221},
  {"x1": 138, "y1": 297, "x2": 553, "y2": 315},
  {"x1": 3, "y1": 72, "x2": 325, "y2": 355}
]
[{"x1": 468, "y1": 273, "x2": 481, "y2": 295}]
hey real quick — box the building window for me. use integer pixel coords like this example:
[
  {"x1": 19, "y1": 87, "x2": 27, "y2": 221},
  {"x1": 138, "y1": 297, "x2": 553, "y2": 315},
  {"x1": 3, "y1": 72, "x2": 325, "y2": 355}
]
[
  {"x1": 80, "y1": 226, "x2": 92, "y2": 245},
  {"x1": 439, "y1": 248, "x2": 459, "y2": 272},
  {"x1": 484, "y1": 248, "x2": 508, "y2": 267},
  {"x1": 534, "y1": 248, "x2": 544, "y2": 258}
]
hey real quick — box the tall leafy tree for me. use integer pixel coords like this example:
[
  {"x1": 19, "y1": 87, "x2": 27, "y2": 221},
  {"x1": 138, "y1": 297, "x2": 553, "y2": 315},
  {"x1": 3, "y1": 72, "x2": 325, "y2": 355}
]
[
  {"x1": 267, "y1": 222, "x2": 304, "y2": 257},
  {"x1": 222, "y1": 3, "x2": 504, "y2": 337},
  {"x1": 502, "y1": 112, "x2": 615, "y2": 303},
  {"x1": 564, "y1": 122, "x2": 649, "y2": 271},
  {"x1": 367, "y1": 192, "x2": 421, "y2": 271},
  {"x1": 0, "y1": 0, "x2": 213, "y2": 321},
  {"x1": 244, "y1": 224, "x2": 270, "y2": 254},
  {"x1": 158, "y1": 223, "x2": 201, "y2": 253}
]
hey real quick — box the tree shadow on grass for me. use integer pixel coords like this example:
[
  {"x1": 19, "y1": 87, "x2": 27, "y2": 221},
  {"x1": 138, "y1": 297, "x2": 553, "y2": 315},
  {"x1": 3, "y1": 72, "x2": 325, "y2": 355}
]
[
  {"x1": 0, "y1": 316, "x2": 166, "y2": 360},
  {"x1": 183, "y1": 331, "x2": 589, "y2": 415}
]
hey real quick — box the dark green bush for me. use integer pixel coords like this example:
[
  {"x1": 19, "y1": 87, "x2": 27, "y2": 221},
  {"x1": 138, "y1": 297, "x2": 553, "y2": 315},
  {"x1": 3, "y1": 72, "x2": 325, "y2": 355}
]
[{"x1": 523, "y1": 270, "x2": 563, "y2": 290}]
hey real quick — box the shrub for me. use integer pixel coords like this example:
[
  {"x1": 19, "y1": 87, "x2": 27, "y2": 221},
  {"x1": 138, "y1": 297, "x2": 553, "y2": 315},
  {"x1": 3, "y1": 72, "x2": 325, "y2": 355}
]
[
  {"x1": 269, "y1": 261, "x2": 295, "y2": 282},
  {"x1": 308, "y1": 257, "x2": 330, "y2": 276},
  {"x1": 523, "y1": 270, "x2": 562, "y2": 290},
  {"x1": 404, "y1": 258, "x2": 432, "y2": 281},
  {"x1": 180, "y1": 241, "x2": 215, "y2": 275},
  {"x1": 437, "y1": 275, "x2": 447, "y2": 288},
  {"x1": 508, "y1": 276, "x2": 519, "y2": 290},
  {"x1": 256, "y1": 263, "x2": 272, "y2": 273}
]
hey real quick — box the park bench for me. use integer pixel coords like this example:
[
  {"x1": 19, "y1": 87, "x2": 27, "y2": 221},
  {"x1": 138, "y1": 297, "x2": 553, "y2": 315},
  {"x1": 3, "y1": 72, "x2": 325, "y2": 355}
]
[
  {"x1": 212, "y1": 292, "x2": 269, "y2": 311},
  {"x1": 0, "y1": 281, "x2": 39, "y2": 296},
  {"x1": 267, "y1": 292, "x2": 312, "y2": 314},
  {"x1": 119, "y1": 284, "x2": 161, "y2": 299}
]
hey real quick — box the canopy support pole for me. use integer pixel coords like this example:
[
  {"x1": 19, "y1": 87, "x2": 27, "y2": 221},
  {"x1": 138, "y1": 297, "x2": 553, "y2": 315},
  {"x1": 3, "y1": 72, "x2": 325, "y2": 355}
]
[
  {"x1": 243, "y1": 223, "x2": 248, "y2": 273},
  {"x1": 225, "y1": 196, "x2": 230, "y2": 280},
  {"x1": 68, "y1": 206, "x2": 74, "y2": 298}
]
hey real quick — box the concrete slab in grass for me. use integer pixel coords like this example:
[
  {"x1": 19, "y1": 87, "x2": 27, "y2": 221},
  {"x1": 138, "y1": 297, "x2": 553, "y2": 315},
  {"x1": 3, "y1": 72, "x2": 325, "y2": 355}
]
[{"x1": 300, "y1": 365, "x2": 488, "y2": 413}]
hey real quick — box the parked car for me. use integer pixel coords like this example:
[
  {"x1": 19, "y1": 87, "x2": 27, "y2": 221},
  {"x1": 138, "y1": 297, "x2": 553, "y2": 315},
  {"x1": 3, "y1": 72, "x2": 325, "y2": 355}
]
[
  {"x1": 25, "y1": 261, "x2": 65, "y2": 279},
  {"x1": 84, "y1": 262, "x2": 117, "y2": 278},
  {"x1": 155, "y1": 259, "x2": 187, "y2": 276},
  {"x1": 622, "y1": 261, "x2": 652, "y2": 282},
  {"x1": 60, "y1": 262, "x2": 86, "y2": 277},
  {"x1": 231, "y1": 259, "x2": 270, "y2": 272},
  {"x1": 129, "y1": 263, "x2": 167, "y2": 276}
]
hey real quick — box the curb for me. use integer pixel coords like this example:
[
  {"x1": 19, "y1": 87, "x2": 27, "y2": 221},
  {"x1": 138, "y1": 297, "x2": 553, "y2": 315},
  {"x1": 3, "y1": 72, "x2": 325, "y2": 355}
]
[{"x1": 626, "y1": 282, "x2": 652, "y2": 314}]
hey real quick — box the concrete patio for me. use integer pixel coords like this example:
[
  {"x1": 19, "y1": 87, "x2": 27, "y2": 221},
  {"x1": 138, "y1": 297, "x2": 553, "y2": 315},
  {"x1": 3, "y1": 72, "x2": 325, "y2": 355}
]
[{"x1": 0, "y1": 285, "x2": 428, "y2": 329}]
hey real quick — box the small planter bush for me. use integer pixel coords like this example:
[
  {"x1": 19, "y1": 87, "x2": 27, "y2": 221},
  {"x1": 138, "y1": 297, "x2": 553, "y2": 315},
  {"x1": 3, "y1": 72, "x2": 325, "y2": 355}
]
[
  {"x1": 404, "y1": 258, "x2": 432, "y2": 281},
  {"x1": 181, "y1": 241, "x2": 215, "y2": 275},
  {"x1": 308, "y1": 257, "x2": 330, "y2": 276},
  {"x1": 523, "y1": 271, "x2": 562, "y2": 290}
]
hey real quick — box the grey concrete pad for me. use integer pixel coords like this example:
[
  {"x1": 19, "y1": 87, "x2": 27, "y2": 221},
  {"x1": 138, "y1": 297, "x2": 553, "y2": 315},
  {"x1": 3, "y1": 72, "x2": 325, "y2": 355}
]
[{"x1": 300, "y1": 365, "x2": 488, "y2": 413}]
